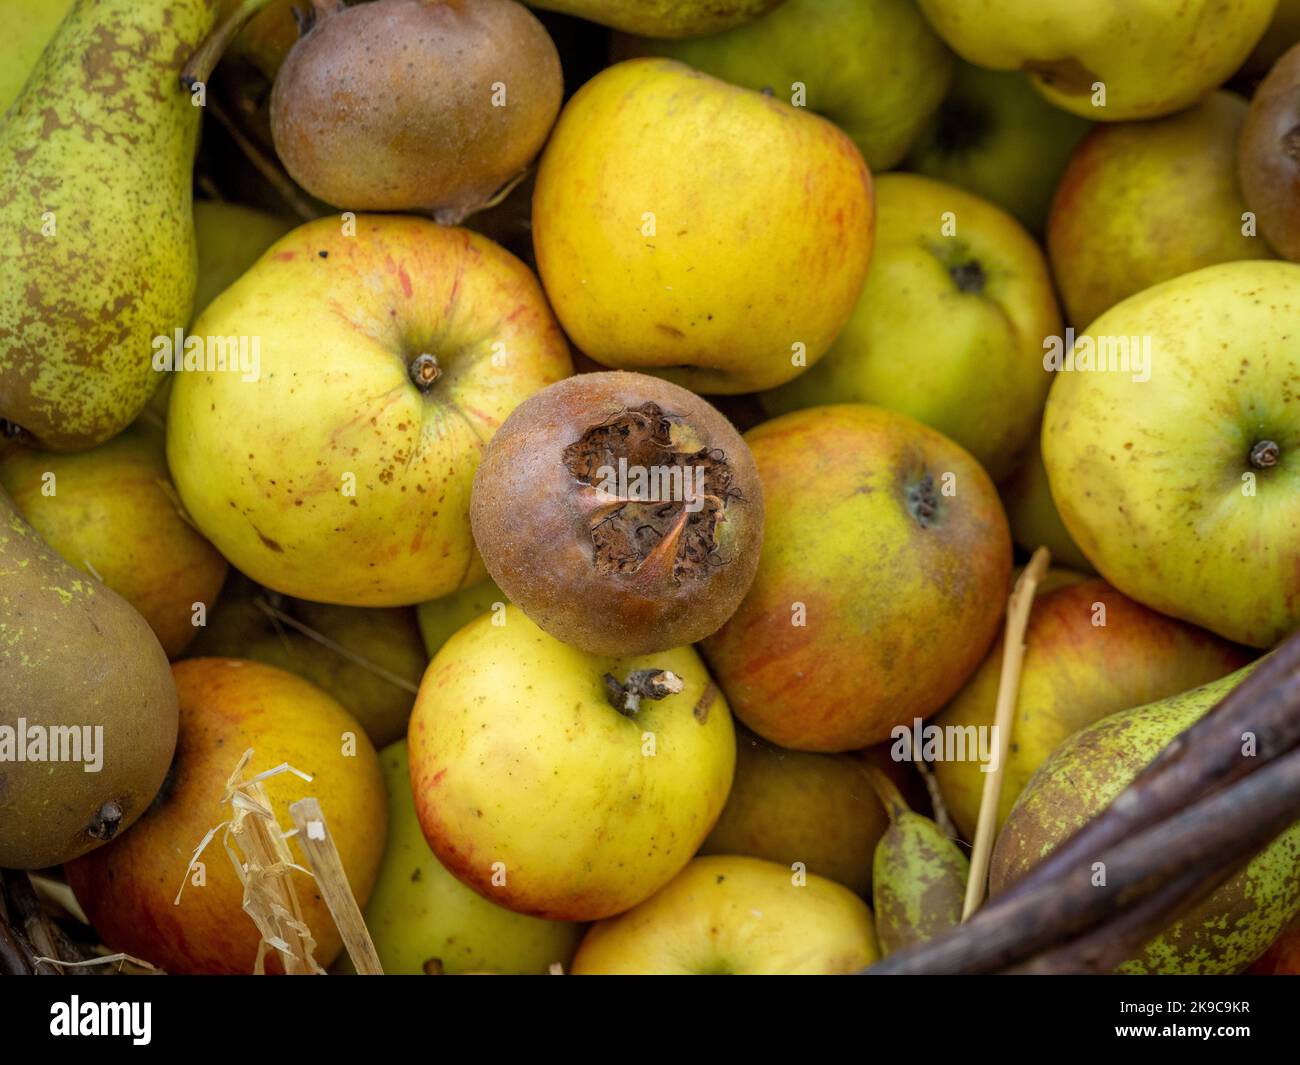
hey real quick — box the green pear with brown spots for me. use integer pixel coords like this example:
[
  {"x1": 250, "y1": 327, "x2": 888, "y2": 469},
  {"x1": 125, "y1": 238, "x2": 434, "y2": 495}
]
[
  {"x1": 0, "y1": 0, "x2": 218, "y2": 451},
  {"x1": 868, "y1": 767, "x2": 968, "y2": 955},
  {"x1": 991, "y1": 666, "x2": 1300, "y2": 974}
]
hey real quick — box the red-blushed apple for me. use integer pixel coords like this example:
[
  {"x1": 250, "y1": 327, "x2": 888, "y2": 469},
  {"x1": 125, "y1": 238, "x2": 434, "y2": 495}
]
[
  {"x1": 933, "y1": 577, "x2": 1252, "y2": 840},
  {"x1": 1049, "y1": 91, "x2": 1271, "y2": 330},
  {"x1": 64, "y1": 658, "x2": 387, "y2": 975},
  {"x1": 407, "y1": 605, "x2": 735, "y2": 922},
  {"x1": 702, "y1": 404, "x2": 1012, "y2": 752},
  {"x1": 570, "y1": 855, "x2": 879, "y2": 975},
  {"x1": 167, "y1": 215, "x2": 573, "y2": 607}
]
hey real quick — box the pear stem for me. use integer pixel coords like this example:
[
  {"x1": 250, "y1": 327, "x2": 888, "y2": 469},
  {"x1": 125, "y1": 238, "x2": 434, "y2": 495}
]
[
  {"x1": 181, "y1": 0, "x2": 280, "y2": 89},
  {"x1": 863, "y1": 765, "x2": 910, "y2": 823},
  {"x1": 962, "y1": 545, "x2": 1050, "y2": 922}
]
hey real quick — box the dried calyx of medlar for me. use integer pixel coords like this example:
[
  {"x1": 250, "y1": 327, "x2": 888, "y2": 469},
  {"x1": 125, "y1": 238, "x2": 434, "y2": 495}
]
[{"x1": 471, "y1": 372, "x2": 764, "y2": 655}]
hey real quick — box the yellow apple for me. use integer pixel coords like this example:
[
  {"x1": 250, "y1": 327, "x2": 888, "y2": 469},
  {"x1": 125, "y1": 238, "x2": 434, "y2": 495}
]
[
  {"x1": 0, "y1": 419, "x2": 227, "y2": 658},
  {"x1": 362, "y1": 741, "x2": 583, "y2": 975},
  {"x1": 167, "y1": 215, "x2": 572, "y2": 606},
  {"x1": 698, "y1": 729, "x2": 887, "y2": 896},
  {"x1": 1042, "y1": 260, "x2": 1300, "y2": 648},
  {"x1": 570, "y1": 855, "x2": 878, "y2": 974},
  {"x1": 408, "y1": 605, "x2": 735, "y2": 921},
  {"x1": 762, "y1": 173, "x2": 1059, "y2": 479},
  {"x1": 533, "y1": 58, "x2": 874, "y2": 393},
  {"x1": 917, "y1": 0, "x2": 1276, "y2": 121},
  {"x1": 524, "y1": 0, "x2": 783, "y2": 37},
  {"x1": 65, "y1": 658, "x2": 387, "y2": 975},
  {"x1": 933, "y1": 577, "x2": 1252, "y2": 839}
]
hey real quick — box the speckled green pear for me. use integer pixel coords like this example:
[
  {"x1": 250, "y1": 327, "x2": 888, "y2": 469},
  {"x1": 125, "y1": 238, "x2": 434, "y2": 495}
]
[
  {"x1": 991, "y1": 667, "x2": 1300, "y2": 974},
  {"x1": 0, "y1": 0, "x2": 216, "y2": 451},
  {"x1": 868, "y1": 768, "x2": 967, "y2": 955}
]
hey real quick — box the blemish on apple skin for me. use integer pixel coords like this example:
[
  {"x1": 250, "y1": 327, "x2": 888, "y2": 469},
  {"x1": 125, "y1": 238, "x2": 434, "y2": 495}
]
[{"x1": 274, "y1": 251, "x2": 295, "y2": 262}]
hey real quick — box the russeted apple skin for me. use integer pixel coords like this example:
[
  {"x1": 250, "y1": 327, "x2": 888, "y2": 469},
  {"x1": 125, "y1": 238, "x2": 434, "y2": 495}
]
[
  {"x1": 702, "y1": 404, "x2": 1012, "y2": 752},
  {"x1": 270, "y1": 0, "x2": 562, "y2": 219},
  {"x1": 1239, "y1": 42, "x2": 1300, "y2": 263},
  {"x1": 470, "y1": 371, "x2": 764, "y2": 656}
]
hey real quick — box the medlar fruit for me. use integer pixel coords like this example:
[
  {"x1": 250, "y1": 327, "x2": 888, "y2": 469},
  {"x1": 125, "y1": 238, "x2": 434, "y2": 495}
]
[{"x1": 471, "y1": 372, "x2": 764, "y2": 655}]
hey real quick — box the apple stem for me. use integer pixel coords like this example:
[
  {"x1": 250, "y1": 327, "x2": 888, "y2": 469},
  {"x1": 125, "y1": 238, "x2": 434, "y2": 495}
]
[
  {"x1": 409, "y1": 354, "x2": 442, "y2": 392},
  {"x1": 603, "y1": 669, "x2": 684, "y2": 716},
  {"x1": 1250, "y1": 440, "x2": 1280, "y2": 468}
]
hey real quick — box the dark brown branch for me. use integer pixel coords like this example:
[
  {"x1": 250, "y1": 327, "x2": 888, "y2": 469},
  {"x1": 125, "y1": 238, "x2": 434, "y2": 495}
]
[{"x1": 866, "y1": 741, "x2": 1300, "y2": 974}]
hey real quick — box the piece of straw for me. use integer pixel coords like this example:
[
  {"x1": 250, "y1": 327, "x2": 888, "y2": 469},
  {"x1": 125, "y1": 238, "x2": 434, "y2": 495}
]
[
  {"x1": 962, "y1": 546, "x2": 1051, "y2": 920},
  {"x1": 288, "y1": 798, "x2": 384, "y2": 976},
  {"x1": 176, "y1": 749, "x2": 325, "y2": 975}
]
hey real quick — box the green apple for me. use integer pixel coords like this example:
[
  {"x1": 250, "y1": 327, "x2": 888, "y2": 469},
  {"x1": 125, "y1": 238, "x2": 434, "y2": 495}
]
[
  {"x1": 416, "y1": 578, "x2": 507, "y2": 658},
  {"x1": 933, "y1": 577, "x2": 1252, "y2": 840},
  {"x1": 187, "y1": 574, "x2": 427, "y2": 748},
  {"x1": 362, "y1": 741, "x2": 582, "y2": 974},
  {"x1": 612, "y1": 0, "x2": 953, "y2": 171},
  {"x1": 0, "y1": 418, "x2": 227, "y2": 658},
  {"x1": 907, "y1": 61, "x2": 1090, "y2": 234},
  {"x1": 698, "y1": 728, "x2": 888, "y2": 896},
  {"x1": 999, "y1": 436, "x2": 1094, "y2": 573},
  {"x1": 168, "y1": 215, "x2": 573, "y2": 606},
  {"x1": 570, "y1": 855, "x2": 878, "y2": 974},
  {"x1": 1048, "y1": 91, "x2": 1272, "y2": 330},
  {"x1": 408, "y1": 605, "x2": 735, "y2": 921},
  {"x1": 702, "y1": 405, "x2": 1012, "y2": 752},
  {"x1": 762, "y1": 173, "x2": 1060, "y2": 480},
  {"x1": 917, "y1": 0, "x2": 1276, "y2": 121},
  {"x1": 1043, "y1": 260, "x2": 1300, "y2": 648},
  {"x1": 532, "y1": 58, "x2": 874, "y2": 394}
]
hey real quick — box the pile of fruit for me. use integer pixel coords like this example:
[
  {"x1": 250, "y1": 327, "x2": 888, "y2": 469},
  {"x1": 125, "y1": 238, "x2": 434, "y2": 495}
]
[{"x1": 2, "y1": 0, "x2": 1300, "y2": 978}]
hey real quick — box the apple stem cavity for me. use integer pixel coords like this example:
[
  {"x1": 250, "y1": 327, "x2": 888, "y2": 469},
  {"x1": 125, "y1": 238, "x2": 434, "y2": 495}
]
[
  {"x1": 950, "y1": 259, "x2": 986, "y2": 295},
  {"x1": 1250, "y1": 440, "x2": 1281, "y2": 469},
  {"x1": 603, "y1": 669, "x2": 684, "y2": 716},
  {"x1": 409, "y1": 353, "x2": 442, "y2": 393},
  {"x1": 906, "y1": 472, "x2": 940, "y2": 528}
]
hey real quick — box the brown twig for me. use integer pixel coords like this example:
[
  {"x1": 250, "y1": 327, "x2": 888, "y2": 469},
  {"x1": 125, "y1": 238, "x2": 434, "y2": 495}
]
[{"x1": 866, "y1": 740, "x2": 1300, "y2": 974}]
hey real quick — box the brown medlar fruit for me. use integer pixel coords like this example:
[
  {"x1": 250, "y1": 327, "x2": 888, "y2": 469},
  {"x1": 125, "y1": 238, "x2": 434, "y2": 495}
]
[
  {"x1": 270, "y1": 0, "x2": 563, "y2": 222},
  {"x1": 1239, "y1": 41, "x2": 1300, "y2": 261},
  {"x1": 471, "y1": 372, "x2": 764, "y2": 655}
]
